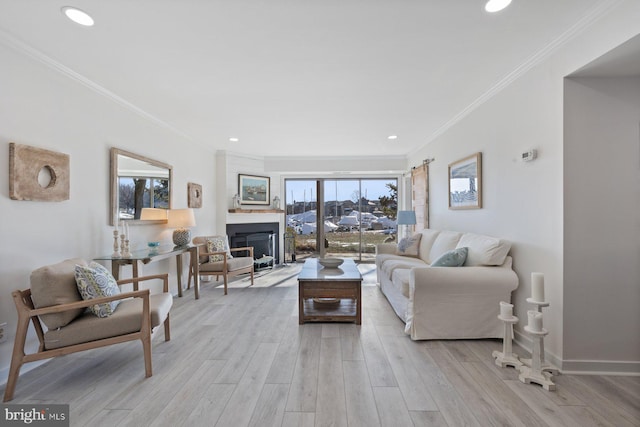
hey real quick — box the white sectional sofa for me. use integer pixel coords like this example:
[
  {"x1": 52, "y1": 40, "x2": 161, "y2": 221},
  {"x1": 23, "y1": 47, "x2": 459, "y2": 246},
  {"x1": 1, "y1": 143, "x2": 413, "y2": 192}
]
[{"x1": 376, "y1": 228, "x2": 518, "y2": 340}]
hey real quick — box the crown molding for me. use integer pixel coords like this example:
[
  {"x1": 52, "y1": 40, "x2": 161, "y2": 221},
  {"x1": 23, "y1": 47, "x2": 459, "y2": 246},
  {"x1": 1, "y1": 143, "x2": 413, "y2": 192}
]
[
  {"x1": 408, "y1": 0, "x2": 623, "y2": 158},
  {"x1": 0, "y1": 29, "x2": 200, "y2": 145}
]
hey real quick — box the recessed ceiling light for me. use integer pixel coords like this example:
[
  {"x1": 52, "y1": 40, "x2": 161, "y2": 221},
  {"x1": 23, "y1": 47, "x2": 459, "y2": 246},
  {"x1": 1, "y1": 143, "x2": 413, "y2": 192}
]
[
  {"x1": 387, "y1": 135, "x2": 398, "y2": 140},
  {"x1": 485, "y1": 0, "x2": 512, "y2": 13},
  {"x1": 229, "y1": 137, "x2": 239, "y2": 142},
  {"x1": 61, "y1": 6, "x2": 94, "y2": 26}
]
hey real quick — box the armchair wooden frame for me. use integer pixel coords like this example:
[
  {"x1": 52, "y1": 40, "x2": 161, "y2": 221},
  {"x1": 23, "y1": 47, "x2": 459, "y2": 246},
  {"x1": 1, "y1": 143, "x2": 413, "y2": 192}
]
[
  {"x1": 3, "y1": 274, "x2": 170, "y2": 402},
  {"x1": 189, "y1": 246, "x2": 254, "y2": 295}
]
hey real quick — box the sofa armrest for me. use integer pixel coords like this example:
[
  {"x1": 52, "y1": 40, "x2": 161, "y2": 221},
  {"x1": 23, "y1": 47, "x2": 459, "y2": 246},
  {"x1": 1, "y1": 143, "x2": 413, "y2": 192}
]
[
  {"x1": 411, "y1": 265, "x2": 518, "y2": 294},
  {"x1": 376, "y1": 243, "x2": 397, "y2": 255}
]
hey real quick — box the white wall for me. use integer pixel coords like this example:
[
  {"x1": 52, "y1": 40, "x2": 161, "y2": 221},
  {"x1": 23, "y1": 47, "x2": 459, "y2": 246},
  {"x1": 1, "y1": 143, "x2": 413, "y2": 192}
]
[
  {"x1": 411, "y1": 1, "x2": 640, "y2": 372},
  {"x1": 0, "y1": 43, "x2": 218, "y2": 380},
  {"x1": 563, "y1": 76, "x2": 640, "y2": 371}
]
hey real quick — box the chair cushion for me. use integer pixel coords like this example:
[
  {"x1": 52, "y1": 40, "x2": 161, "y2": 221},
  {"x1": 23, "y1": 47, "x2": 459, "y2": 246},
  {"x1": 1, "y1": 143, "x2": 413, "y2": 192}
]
[
  {"x1": 199, "y1": 257, "x2": 253, "y2": 273},
  {"x1": 74, "y1": 262, "x2": 121, "y2": 317},
  {"x1": 431, "y1": 247, "x2": 468, "y2": 267},
  {"x1": 43, "y1": 293, "x2": 172, "y2": 350},
  {"x1": 397, "y1": 233, "x2": 422, "y2": 257},
  {"x1": 30, "y1": 258, "x2": 86, "y2": 329}
]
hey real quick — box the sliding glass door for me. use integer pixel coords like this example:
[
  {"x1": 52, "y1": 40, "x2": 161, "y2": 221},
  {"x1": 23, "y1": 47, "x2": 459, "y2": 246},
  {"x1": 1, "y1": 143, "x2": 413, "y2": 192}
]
[{"x1": 285, "y1": 177, "x2": 397, "y2": 262}]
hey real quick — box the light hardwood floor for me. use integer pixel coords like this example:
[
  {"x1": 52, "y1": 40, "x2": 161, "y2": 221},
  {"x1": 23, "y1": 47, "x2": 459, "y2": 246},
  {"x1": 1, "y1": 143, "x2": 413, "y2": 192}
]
[{"x1": 3, "y1": 264, "x2": 638, "y2": 426}]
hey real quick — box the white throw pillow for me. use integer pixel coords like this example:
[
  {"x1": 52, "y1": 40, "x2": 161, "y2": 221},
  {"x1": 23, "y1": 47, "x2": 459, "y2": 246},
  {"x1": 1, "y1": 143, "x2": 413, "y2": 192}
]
[
  {"x1": 397, "y1": 233, "x2": 422, "y2": 257},
  {"x1": 456, "y1": 233, "x2": 511, "y2": 266},
  {"x1": 429, "y1": 231, "x2": 462, "y2": 263}
]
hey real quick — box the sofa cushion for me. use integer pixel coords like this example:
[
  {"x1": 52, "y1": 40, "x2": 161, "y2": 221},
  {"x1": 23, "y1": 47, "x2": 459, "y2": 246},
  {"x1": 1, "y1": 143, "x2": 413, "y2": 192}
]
[
  {"x1": 397, "y1": 233, "x2": 421, "y2": 257},
  {"x1": 418, "y1": 229, "x2": 441, "y2": 263},
  {"x1": 30, "y1": 258, "x2": 86, "y2": 330},
  {"x1": 456, "y1": 233, "x2": 511, "y2": 266},
  {"x1": 381, "y1": 258, "x2": 426, "y2": 277},
  {"x1": 431, "y1": 247, "x2": 468, "y2": 267},
  {"x1": 429, "y1": 231, "x2": 462, "y2": 263},
  {"x1": 75, "y1": 262, "x2": 121, "y2": 317},
  {"x1": 391, "y1": 268, "x2": 412, "y2": 299}
]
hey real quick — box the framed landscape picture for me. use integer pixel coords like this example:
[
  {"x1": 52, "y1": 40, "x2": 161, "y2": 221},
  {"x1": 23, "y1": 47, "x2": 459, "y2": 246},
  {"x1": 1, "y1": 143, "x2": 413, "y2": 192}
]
[
  {"x1": 238, "y1": 174, "x2": 270, "y2": 205},
  {"x1": 448, "y1": 152, "x2": 482, "y2": 209}
]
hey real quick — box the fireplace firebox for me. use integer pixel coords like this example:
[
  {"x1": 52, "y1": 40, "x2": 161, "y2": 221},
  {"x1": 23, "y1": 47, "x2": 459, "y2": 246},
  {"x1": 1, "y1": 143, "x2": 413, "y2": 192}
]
[{"x1": 226, "y1": 222, "x2": 279, "y2": 268}]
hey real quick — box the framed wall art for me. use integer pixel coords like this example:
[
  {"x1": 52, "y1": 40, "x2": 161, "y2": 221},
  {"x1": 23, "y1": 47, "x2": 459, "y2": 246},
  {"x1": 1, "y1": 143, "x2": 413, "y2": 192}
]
[
  {"x1": 448, "y1": 152, "x2": 482, "y2": 209},
  {"x1": 188, "y1": 182, "x2": 202, "y2": 208},
  {"x1": 238, "y1": 174, "x2": 270, "y2": 205}
]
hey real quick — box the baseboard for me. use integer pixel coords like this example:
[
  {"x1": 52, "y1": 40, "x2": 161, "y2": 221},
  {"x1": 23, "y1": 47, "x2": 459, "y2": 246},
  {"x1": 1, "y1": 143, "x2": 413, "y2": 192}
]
[{"x1": 514, "y1": 330, "x2": 640, "y2": 375}]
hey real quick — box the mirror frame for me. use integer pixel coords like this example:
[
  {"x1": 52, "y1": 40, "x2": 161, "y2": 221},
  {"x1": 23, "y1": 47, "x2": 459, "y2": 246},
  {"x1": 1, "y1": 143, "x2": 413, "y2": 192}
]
[{"x1": 110, "y1": 147, "x2": 173, "y2": 226}]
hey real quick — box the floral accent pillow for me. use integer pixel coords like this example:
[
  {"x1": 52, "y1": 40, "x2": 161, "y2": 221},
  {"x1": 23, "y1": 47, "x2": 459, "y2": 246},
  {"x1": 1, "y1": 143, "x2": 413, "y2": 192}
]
[
  {"x1": 206, "y1": 236, "x2": 233, "y2": 263},
  {"x1": 74, "y1": 262, "x2": 121, "y2": 318},
  {"x1": 397, "y1": 233, "x2": 422, "y2": 257}
]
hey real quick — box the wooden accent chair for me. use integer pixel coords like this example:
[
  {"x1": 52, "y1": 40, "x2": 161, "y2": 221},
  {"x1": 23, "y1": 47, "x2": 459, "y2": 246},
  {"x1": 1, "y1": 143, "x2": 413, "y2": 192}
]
[
  {"x1": 190, "y1": 236, "x2": 254, "y2": 295},
  {"x1": 3, "y1": 258, "x2": 173, "y2": 402}
]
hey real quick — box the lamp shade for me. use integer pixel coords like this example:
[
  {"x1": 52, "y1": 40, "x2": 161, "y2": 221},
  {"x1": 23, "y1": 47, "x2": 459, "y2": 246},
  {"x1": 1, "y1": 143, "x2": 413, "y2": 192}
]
[
  {"x1": 396, "y1": 210, "x2": 417, "y2": 225},
  {"x1": 167, "y1": 209, "x2": 196, "y2": 228},
  {"x1": 140, "y1": 208, "x2": 168, "y2": 221}
]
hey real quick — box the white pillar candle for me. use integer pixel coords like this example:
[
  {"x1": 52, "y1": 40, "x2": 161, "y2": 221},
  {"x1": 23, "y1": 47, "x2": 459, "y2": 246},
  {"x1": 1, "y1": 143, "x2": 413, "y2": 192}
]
[
  {"x1": 527, "y1": 310, "x2": 543, "y2": 332},
  {"x1": 499, "y1": 301, "x2": 513, "y2": 319},
  {"x1": 531, "y1": 272, "x2": 545, "y2": 302}
]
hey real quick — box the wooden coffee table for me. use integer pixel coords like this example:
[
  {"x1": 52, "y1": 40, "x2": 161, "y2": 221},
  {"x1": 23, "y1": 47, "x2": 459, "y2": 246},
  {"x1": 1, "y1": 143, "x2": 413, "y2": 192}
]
[{"x1": 297, "y1": 258, "x2": 362, "y2": 324}]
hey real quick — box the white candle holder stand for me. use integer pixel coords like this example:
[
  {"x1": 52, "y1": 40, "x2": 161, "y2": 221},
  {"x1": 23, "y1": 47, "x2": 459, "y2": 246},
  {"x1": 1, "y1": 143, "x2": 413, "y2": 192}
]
[
  {"x1": 120, "y1": 235, "x2": 131, "y2": 258},
  {"x1": 520, "y1": 298, "x2": 559, "y2": 375},
  {"x1": 519, "y1": 326, "x2": 556, "y2": 391},
  {"x1": 492, "y1": 315, "x2": 523, "y2": 369},
  {"x1": 122, "y1": 239, "x2": 132, "y2": 258},
  {"x1": 112, "y1": 229, "x2": 121, "y2": 258}
]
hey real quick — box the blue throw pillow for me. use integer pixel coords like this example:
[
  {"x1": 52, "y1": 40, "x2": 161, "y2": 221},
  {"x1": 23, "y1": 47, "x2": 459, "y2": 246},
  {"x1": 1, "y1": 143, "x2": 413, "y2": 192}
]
[{"x1": 431, "y1": 247, "x2": 468, "y2": 267}]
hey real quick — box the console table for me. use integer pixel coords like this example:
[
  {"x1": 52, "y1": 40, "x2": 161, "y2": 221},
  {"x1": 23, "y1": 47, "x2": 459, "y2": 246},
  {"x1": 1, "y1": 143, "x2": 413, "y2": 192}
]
[{"x1": 95, "y1": 244, "x2": 201, "y2": 299}]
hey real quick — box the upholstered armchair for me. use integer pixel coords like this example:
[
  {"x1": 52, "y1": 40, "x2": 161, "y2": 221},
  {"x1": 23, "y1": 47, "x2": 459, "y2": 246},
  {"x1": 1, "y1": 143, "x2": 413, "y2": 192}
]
[
  {"x1": 3, "y1": 258, "x2": 173, "y2": 402},
  {"x1": 191, "y1": 236, "x2": 254, "y2": 295}
]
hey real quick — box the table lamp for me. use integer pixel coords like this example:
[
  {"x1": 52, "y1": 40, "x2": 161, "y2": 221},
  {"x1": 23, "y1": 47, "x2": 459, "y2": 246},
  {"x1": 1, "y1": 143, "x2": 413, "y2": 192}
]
[
  {"x1": 140, "y1": 208, "x2": 168, "y2": 221},
  {"x1": 167, "y1": 208, "x2": 196, "y2": 246},
  {"x1": 396, "y1": 210, "x2": 417, "y2": 239}
]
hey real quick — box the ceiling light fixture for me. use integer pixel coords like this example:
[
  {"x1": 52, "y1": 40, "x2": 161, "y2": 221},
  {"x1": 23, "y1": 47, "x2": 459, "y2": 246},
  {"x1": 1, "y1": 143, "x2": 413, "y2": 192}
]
[
  {"x1": 387, "y1": 135, "x2": 398, "y2": 140},
  {"x1": 229, "y1": 137, "x2": 239, "y2": 142},
  {"x1": 61, "y1": 6, "x2": 94, "y2": 26},
  {"x1": 485, "y1": 0, "x2": 512, "y2": 13}
]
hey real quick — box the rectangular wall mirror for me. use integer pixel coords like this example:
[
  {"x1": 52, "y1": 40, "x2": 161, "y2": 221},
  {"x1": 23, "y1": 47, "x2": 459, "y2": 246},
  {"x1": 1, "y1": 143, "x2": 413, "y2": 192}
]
[{"x1": 110, "y1": 148, "x2": 172, "y2": 225}]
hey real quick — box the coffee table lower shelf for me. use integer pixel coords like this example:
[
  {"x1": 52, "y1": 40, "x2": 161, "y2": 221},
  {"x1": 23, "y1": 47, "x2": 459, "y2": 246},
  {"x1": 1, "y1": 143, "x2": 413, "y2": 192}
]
[{"x1": 300, "y1": 298, "x2": 358, "y2": 323}]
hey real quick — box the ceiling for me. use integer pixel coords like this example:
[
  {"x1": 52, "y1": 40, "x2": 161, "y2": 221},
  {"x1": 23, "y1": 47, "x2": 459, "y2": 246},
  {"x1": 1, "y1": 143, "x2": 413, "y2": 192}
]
[{"x1": 0, "y1": 0, "x2": 619, "y2": 157}]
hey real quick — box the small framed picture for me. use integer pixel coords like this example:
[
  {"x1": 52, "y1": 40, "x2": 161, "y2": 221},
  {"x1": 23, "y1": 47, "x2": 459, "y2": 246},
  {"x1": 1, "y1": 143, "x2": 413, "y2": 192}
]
[
  {"x1": 238, "y1": 174, "x2": 270, "y2": 205},
  {"x1": 448, "y1": 152, "x2": 482, "y2": 209},
  {"x1": 188, "y1": 182, "x2": 202, "y2": 208}
]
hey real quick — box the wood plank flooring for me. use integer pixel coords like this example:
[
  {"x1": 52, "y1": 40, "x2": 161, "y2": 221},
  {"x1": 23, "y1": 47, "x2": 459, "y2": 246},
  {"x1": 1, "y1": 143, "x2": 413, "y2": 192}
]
[{"x1": 2, "y1": 264, "x2": 638, "y2": 426}]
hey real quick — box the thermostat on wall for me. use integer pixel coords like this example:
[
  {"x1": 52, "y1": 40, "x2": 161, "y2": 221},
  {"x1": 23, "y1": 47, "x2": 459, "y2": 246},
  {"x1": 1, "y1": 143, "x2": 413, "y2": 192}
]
[{"x1": 522, "y1": 150, "x2": 537, "y2": 162}]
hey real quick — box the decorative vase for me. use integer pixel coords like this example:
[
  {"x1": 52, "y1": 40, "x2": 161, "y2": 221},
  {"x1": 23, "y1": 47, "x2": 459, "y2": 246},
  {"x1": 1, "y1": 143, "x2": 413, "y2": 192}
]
[{"x1": 233, "y1": 194, "x2": 241, "y2": 209}]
